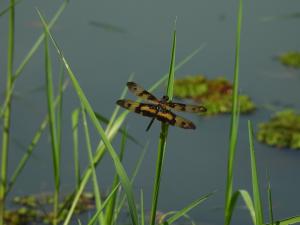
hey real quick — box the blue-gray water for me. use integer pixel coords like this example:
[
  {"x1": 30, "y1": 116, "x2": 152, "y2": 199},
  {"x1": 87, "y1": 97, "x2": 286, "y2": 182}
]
[{"x1": 1, "y1": 0, "x2": 300, "y2": 224}]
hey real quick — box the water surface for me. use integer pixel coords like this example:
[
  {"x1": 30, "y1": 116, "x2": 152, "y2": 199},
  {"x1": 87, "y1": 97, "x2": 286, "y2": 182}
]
[{"x1": 1, "y1": 0, "x2": 300, "y2": 224}]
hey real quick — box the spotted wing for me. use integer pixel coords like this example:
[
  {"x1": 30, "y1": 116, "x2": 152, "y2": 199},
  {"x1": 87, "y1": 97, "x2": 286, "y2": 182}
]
[
  {"x1": 116, "y1": 99, "x2": 158, "y2": 118},
  {"x1": 166, "y1": 102, "x2": 207, "y2": 113},
  {"x1": 156, "y1": 110, "x2": 196, "y2": 129},
  {"x1": 126, "y1": 82, "x2": 160, "y2": 104}
]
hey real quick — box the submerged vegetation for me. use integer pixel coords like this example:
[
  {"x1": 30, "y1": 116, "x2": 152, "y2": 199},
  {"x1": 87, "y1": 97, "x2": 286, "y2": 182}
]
[
  {"x1": 278, "y1": 51, "x2": 300, "y2": 68},
  {"x1": 257, "y1": 110, "x2": 300, "y2": 149},
  {"x1": 173, "y1": 75, "x2": 256, "y2": 115},
  {"x1": 1, "y1": 0, "x2": 300, "y2": 225}
]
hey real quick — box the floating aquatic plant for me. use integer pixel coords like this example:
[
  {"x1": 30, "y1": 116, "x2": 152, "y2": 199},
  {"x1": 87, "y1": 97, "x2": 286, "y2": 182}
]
[
  {"x1": 257, "y1": 110, "x2": 300, "y2": 149},
  {"x1": 173, "y1": 75, "x2": 255, "y2": 115},
  {"x1": 278, "y1": 51, "x2": 300, "y2": 68},
  {"x1": 4, "y1": 192, "x2": 96, "y2": 225}
]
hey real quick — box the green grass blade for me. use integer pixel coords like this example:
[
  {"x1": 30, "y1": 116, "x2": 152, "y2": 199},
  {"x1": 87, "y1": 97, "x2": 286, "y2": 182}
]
[
  {"x1": 149, "y1": 124, "x2": 168, "y2": 225},
  {"x1": 44, "y1": 26, "x2": 60, "y2": 225},
  {"x1": 72, "y1": 108, "x2": 81, "y2": 189},
  {"x1": 87, "y1": 183, "x2": 121, "y2": 225},
  {"x1": 37, "y1": 10, "x2": 139, "y2": 225},
  {"x1": 113, "y1": 143, "x2": 148, "y2": 224},
  {"x1": 166, "y1": 23, "x2": 176, "y2": 100},
  {"x1": 81, "y1": 106, "x2": 106, "y2": 225},
  {"x1": 140, "y1": 190, "x2": 145, "y2": 225},
  {"x1": 150, "y1": 24, "x2": 176, "y2": 225},
  {"x1": 238, "y1": 190, "x2": 256, "y2": 224},
  {"x1": 57, "y1": 64, "x2": 64, "y2": 158},
  {"x1": 224, "y1": 0, "x2": 243, "y2": 224},
  {"x1": 159, "y1": 211, "x2": 196, "y2": 225},
  {"x1": 0, "y1": 1, "x2": 15, "y2": 223},
  {"x1": 248, "y1": 121, "x2": 264, "y2": 225},
  {"x1": 105, "y1": 127, "x2": 127, "y2": 225},
  {"x1": 225, "y1": 190, "x2": 256, "y2": 225},
  {"x1": 270, "y1": 216, "x2": 300, "y2": 225},
  {"x1": 160, "y1": 192, "x2": 214, "y2": 225},
  {"x1": 267, "y1": 173, "x2": 274, "y2": 225}
]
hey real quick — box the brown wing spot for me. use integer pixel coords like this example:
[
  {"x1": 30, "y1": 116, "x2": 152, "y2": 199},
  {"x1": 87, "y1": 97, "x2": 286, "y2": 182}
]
[
  {"x1": 127, "y1": 82, "x2": 136, "y2": 87},
  {"x1": 138, "y1": 90, "x2": 148, "y2": 97},
  {"x1": 148, "y1": 95, "x2": 157, "y2": 101},
  {"x1": 175, "y1": 116, "x2": 196, "y2": 129},
  {"x1": 116, "y1": 100, "x2": 125, "y2": 107}
]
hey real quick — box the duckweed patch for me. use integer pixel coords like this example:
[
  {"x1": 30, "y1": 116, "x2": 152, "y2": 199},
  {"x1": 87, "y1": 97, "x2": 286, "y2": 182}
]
[
  {"x1": 279, "y1": 51, "x2": 300, "y2": 68},
  {"x1": 173, "y1": 75, "x2": 255, "y2": 115},
  {"x1": 257, "y1": 110, "x2": 300, "y2": 149},
  {"x1": 4, "y1": 192, "x2": 95, "y2": 225}
]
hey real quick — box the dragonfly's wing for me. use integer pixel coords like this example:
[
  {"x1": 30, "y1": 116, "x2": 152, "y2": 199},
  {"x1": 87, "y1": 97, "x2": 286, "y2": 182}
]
[
  {"x1": 156, "y1": 110, "x2": 196, "y2": 129},
  {"x1": 117, "y1": 99, "x2": 196, "y2": 129},
  {"x1": 166, "y1": 102, "x2": 207, "y2": 113},
  {"x1": 127, "y1": 82, "x2": 160, "y2": 104},
  {"x1": 116, "y1": 99, "x2": 158, "y2": 118}
]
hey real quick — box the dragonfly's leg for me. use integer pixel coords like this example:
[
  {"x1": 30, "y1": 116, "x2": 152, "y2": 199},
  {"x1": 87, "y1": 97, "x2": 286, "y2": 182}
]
[{"x1": 146, "y1": 117, "x2": 156, "y2": 131}]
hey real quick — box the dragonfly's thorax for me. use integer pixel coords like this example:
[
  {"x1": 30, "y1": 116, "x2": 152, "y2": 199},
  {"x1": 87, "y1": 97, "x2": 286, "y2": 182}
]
[
  {"x1": 155, "y1": 104, "x2": 167, "y2": 113},
  {"x1": 154, "y1": 95, "x2": 169, "y2": 112}
]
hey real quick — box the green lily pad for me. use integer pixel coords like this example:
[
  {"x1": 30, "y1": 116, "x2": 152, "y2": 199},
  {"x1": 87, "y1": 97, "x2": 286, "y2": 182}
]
[
  {"x1": 279, "y1": 51, "x2": 300, "y2": 68},
  {"x1": 173, "y1": 75, "x2": 256, "y2": 115},
  {"x1": 257, "y1": 110, "x2": 300, "y2": 149}
]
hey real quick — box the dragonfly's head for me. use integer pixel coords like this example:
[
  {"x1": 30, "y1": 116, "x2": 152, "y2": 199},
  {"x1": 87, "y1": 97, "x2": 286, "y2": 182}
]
[{"x1": 161, "y1": 95, "x2": 169, "y2": 103}]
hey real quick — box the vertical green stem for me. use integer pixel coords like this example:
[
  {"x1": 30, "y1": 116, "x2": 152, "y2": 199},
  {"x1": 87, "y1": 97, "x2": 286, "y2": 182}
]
[
  {"x1": 150, "y1": 124, "x2": 168, "y2": 225},
  {"x1": 140, "y1": 190, "x2": 145, "y2": 225},
  {"x1": 0, "y1": 0, "x2": 15, "y2": 224},
  {"x1": 81, "y1": 106, "x2": 106, "y2": 225},
  {"x1": 72, "y1": 108, "x2": 81, "y2": 190},
  {"x1": 105, "y1": 127, "x2": 127, "y2": 225},
  {"x1": 224, "y1": 0, "x2": 243, "y2": 224},
  {"x1": 44, "y1": 28, "x2": 59, "y2": 225},
  {"x1": 150, "y1": 25, "x2": 176, "y2": 225}
]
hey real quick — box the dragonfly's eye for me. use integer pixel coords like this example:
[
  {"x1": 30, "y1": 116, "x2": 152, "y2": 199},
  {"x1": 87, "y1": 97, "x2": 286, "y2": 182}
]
[{"x1": 162, "y1": 95, "x2": 169, "y2": 102}]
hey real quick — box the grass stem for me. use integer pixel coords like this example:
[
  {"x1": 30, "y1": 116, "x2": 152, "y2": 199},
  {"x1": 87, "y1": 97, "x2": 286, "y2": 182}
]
[
  {"x1": 0, "y1": 1, "x2": 15, "y2": 224},
  {"x1": 150, "y1": 25, "x2": 176, "y2": 225},
  {"x1": 224, "y1": 0, "x2": 243, "y2": 224}
]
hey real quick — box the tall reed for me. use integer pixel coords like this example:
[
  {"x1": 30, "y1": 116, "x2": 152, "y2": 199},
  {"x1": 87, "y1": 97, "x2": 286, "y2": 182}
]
[
  {"x1": 0, "y1": 1, "x2": 15, "y2": 224},
  {"x1": 44, "y1": 27, "x2": 61, "y2": 225},
  {"x1": 224, "y1": 0, "x2": 243, "y2": 224},
  {"x1": 150, "y1": 26, "x2": 176, "y2": 225}
]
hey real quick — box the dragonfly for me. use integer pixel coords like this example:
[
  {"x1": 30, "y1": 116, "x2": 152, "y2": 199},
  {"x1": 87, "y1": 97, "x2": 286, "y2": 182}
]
[{"x1": 116, "y1": 82, "x2": 207, "y2": 131}]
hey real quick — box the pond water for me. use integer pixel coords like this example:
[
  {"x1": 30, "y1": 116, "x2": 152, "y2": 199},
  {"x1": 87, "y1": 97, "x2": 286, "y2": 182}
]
[{"x1": 1, "y1": 0, "x2": 300, "y2": 224}]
